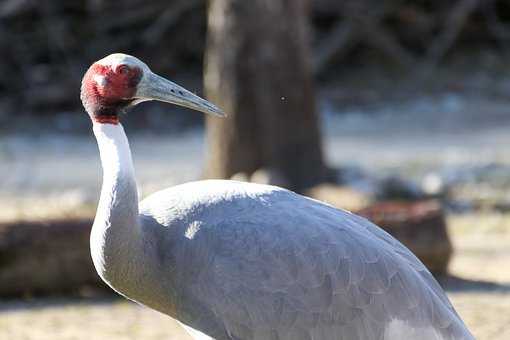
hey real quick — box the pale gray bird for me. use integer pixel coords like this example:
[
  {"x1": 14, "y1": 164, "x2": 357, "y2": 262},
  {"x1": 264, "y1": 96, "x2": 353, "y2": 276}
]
[{"x1": 81, "y1": 53, "x2": 474, "y2": 340}]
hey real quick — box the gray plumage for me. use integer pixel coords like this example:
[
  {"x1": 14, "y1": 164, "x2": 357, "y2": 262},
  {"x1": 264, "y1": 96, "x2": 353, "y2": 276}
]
[{"x1": 137, "y1": 180, "x2": 472, "y2": 340}]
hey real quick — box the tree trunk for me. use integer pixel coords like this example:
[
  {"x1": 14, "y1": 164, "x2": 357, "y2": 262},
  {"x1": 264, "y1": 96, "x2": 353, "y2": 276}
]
[{"x1": 204, "y1": 0, "x2": 326, "y2": 192}]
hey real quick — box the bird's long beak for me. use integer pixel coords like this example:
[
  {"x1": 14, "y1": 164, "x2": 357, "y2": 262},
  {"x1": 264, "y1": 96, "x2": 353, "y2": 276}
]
[{"x1": 135, "y1": 71, "x2": 226, "y2": 117}]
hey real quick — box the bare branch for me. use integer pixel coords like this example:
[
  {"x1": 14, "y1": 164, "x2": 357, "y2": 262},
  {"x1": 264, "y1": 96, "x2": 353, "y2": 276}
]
[
  {"x1": 142, "y1": 0, "x2": 203, "y2": 45},
  {"x1": 425, "y1": 0, "x2": 480, "y2": 66}
]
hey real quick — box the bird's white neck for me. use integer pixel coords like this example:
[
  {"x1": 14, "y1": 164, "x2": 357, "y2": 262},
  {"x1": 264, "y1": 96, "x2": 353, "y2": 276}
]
[
  {"x1": 91, "y1": 122, "x2": 141, "y2": 289},
  {"x1": 93, "y1": 123, "x2": 136, "y2": 187}
]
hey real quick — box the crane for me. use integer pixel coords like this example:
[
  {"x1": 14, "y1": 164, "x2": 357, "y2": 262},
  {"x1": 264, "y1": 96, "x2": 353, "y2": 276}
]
[{"x1": 81, "y1": 53, "x2": 474, "y2": 340}]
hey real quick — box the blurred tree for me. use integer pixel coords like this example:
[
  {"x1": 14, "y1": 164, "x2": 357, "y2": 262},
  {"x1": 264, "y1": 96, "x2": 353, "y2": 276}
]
[{"x1": 204, "y1": 0, "x2": 326, "y2": 192}]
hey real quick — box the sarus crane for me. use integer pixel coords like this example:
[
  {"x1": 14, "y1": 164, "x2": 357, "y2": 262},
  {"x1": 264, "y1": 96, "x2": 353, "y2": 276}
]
[{"x1": 81, "y1": 53, "x2": 473, "y2": 340}]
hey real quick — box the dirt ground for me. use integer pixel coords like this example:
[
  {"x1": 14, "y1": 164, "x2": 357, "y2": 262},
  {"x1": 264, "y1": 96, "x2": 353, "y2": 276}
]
[
  {"x1": 1, "y1": 216, "x2": 509, "y2": 340},
  {"x1": 444, "y1": 218, "x2": 510, "y2": 340}
]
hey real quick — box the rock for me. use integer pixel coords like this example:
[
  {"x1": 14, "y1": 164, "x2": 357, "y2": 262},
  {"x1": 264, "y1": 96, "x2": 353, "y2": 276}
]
[
  {"x1": 377, "y1": 176, "x2": 424, "y2": 200},
  {"x1": 0, "y1": 219, "x2": 108, "y2": 297},
  {"x1": 421, "y1": 172, "x2": 446, "y2": 197},
  {"x1": 357, "y1": 200, "x2": 452, "y2": 275},
  {"x1": 230, "y1": 172, "x2": 250, "y2": 182},
  {"x1": 336, "y1": 166, "x2": 379, "y2": 196},
  {"x1": 306, "y1": 183, "x2": 372, "y2": 212}
]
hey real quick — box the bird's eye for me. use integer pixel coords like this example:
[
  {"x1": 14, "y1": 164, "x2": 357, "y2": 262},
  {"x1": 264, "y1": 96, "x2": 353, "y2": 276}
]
[{"x1": 117, "y1": 64, "x2": 129, "y2": 74}]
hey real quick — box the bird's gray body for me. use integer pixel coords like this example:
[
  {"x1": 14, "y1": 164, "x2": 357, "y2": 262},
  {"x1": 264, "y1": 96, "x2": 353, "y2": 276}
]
[{"x1": 131, "y1": 180, "x2": 472, "y2": 340}]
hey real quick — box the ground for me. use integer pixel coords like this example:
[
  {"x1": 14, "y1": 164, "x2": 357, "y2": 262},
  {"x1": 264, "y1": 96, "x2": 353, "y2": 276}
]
[
  {"x1": 2, "y1": 93, "x2": 510, "y2": 221},
  {"x1": 445, "y1": 217, "x2": 510, "y2": 339}
]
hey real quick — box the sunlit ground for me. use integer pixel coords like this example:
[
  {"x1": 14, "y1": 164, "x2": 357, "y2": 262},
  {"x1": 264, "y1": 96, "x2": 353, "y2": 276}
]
[
  {"x1": 446, "y1": 214, "x2": 510, "y2": 339},
  {"x1": 0, "y1": 298, "x2": 191, "y2": 340},
  {"x1": 2, "y1": 94, "x2": 510, "y2": 222}
]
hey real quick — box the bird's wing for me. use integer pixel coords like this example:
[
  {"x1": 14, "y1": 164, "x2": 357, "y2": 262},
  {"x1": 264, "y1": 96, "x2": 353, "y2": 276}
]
[{"x1": 140, "y1": 180, "x2": 473, "y2": 340}]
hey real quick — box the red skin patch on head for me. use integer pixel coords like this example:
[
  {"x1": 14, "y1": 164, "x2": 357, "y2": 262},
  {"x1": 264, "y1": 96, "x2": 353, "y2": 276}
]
[
  {"x1": 90, "y1": 64, "x2": 140, "y2": 101},
  {"x1": 81, "y1": 63, "x2": 142, "y2": 124}
]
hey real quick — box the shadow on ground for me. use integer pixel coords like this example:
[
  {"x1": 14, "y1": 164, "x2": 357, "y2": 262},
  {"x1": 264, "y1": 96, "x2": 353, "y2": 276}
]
[{"x1": 440, "y1": 275, "x2": 510, "y2": 293}]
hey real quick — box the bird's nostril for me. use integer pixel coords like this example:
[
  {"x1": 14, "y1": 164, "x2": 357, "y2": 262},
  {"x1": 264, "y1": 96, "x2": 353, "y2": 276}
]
[{"x1": 178, "y1": 91, "x2": 184, "y2": 95}]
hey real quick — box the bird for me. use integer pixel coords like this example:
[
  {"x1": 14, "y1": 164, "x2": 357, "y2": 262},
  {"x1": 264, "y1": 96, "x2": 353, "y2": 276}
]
[{"x1": 81, "y1": 53, "x2": 474, "y2": 340}]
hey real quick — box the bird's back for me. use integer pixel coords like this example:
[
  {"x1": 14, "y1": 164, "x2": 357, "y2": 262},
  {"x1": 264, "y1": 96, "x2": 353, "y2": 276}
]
[{"x1": 138, "y1": 180, "x2": 473, "y2": 340}]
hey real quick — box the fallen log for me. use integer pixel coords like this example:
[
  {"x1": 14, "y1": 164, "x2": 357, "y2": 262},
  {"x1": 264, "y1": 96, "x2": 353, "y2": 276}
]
[
  {"x1": 0, "y1": 219, "x2": 107, "y2": 297},
  {"x1": 0, "y1": 199, "x2": 452, "y2": 297}
]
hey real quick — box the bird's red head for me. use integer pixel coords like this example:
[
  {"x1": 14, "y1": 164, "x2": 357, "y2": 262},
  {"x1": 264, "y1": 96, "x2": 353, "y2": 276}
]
[
  {"x1": 81, "y1": 53, "x2": 225, "y2": 125},
  {"x1": 81, "y1": 54, "x2": 144, "y2": 124}
]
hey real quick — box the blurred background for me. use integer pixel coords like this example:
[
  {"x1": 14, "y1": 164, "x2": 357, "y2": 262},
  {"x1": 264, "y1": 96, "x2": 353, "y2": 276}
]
[{"x1": 1, "y1": 0, "x2": 510, "y2": 339}]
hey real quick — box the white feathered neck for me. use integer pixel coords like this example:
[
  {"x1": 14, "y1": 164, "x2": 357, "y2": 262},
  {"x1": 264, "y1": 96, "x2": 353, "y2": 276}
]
[
  {"x1": 90, "y1": 122, "x2": 182, "y2": 316},
  {"x1": 93, "y1": 123, "x2": 136, "y2": 184},
  {"x1": 90, "y1": 122, "x2": 141, "y2": 290}
]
